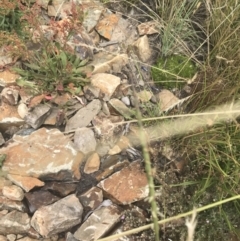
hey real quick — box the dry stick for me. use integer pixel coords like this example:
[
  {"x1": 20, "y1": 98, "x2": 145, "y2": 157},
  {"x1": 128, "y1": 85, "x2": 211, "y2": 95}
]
[{"x1": 97, "y1": 195, "x2": 240, "y2": 241}]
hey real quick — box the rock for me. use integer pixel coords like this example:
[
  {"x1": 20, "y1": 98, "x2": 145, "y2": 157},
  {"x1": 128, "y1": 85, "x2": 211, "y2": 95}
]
[
  {"x1": 110, "y1": 16, "x2": 137, "y2": 45},
  {"x1": 73, "y1": 128, "x2": 97, "y2": 155},
  {"x1": 84, "y1": 153, "x2": 100, "y2": 174},
  {"x1": 92, "y1": 54, "x2": 129, "y2": 74},
  {"x1": 47, "y1": 1, "x2": 72, "y2": 19},
  {"x1": 65, "y1": 99, "x2": 101, "y2": 132},
  {"x1": 7, "y1": 174, "x2": 45, "y2": 192},
  {"x1": 108, "y1": 98, "x2": 135, "y2": 119},
  {"x1": 82, "y1": 2, "x2": 104, "y2": 32},
  {"x1": 1, "y1": 128, "x2": 84, "y2": 181},
  {"x1": 0, "y1": 48, "x2": 13, "y2": 68},
  {"x1": 0, "y1": 211, "x2": 31, "y2": 235},
  {"x1": 24, "y1": 104, "x2": 51, "y2": 129},
  {"x1": 98, "y1": 161, "x2": 149, "y2": 204},
  {"x1": 0, "y1": 132, "x2": 5, "y2": 146},
  {"x1": 121, "y1": 96, "x2": 130, "y2": 106},
  {"x1": 42, "y1": 181, "x2": 77, "y2": 197},
  {"x1": 17, "y1": 237, "x2": 39, "y2": 241},
  {"x1": 0, "y1": 196, "x2": 27, "y2": 212},
  {"x1": 74, "y1": 205, "x2": 122, "y2": 241},
  {"x1": 1, "y1": 87, "x2": 19, "y2": 105},
  {"x1": 83, "y1": 84, "x2": 100, "y2": 101},
  {"x1": 0, "y1": 69, "x2": 20, "y2": 87},
  {"x1": 90, "y1": 73, "x2": 120, "y2": 101},
  {"x1": 0, "y1": 235, "x2": 7, "y2": 241},
  {"x1": 2, "y1": 185, "x2": 24, "y2": 201},
  {"x1": 31, "y1": 194, "x2": 83, "y2": 237},
  {"x1": 67, "y1": 31, "x2": 94, "y2": 60},
  {"x1": 17, "y1": 103, "x2": 28, "y2": 119},
  {"x1": 95, "y1": 157, "x2": 130, "y2": 182},
  {"x1": 0, "y1": 103, "x2": 24, "y2": 131},
  {"x1": 0, "y1": 177, "x2": 12, "y2": 192},
  {"x1": 132, "y1": 35, "x2": 152, "y2": 62},
  {"x1": 78, "y1": 187, "x2": 103, "y2": 211},
  {"x1": 137, "y1": 21, "x2": 159, "y2": 35},
  {"x1": 136, "y1": 90, "x2": 152, "y2": 102},
  {"x1": 6, "y1": 234, "x2": 16, "y2": 241},
  {"x1": 25, "y1": 190, "x2": 60, "y2": 213},
  {"x1": 95, "y1": 14, "x2": 120, "y2": 40},
  {"x1": 157, "y1": 89, "x2": 180, "y2": 111}
]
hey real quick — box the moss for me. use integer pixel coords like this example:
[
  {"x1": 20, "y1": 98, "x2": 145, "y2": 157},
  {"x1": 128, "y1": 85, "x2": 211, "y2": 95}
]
[{"x1": 151, "y1": 55, "x2": 197, "y2": 89}]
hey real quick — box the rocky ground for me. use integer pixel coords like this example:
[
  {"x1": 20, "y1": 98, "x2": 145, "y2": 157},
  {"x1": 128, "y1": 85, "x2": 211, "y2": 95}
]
[{"x1": 0, "y1": 1, "x2": 204, "y2": 241}]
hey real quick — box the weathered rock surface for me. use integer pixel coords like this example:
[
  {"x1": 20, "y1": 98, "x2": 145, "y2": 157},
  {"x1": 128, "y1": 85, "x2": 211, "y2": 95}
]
[
  {"x1": 31, "y1": 194, "x2": 83, "y2": 237},
  {"x1": 74, "y1": 205, "x2": 122, "y2": 241},
  {"x1": 0, "y1": 211, "x2": 31, "y2": 235},
  {"x1": 2, "y1": 185, "x2": 24, "y2": 201},
  {"x1": 65, "y1": 99, "x2": 101, "y2": 132},
  {"x1": 98, "y1": 161, "x2": 149, "y2": 204},
  {"x1": 1, "y1": 128, "x2": 84, "y2": 181},
  {"x1": 73, "y1": 128, "x2": 97, "y2": 155}
]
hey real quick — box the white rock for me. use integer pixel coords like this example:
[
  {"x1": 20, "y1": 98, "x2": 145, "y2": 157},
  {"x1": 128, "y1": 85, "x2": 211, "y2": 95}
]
[{"x1": 2, "y1": 185, "x2": 24, "y2": 201}]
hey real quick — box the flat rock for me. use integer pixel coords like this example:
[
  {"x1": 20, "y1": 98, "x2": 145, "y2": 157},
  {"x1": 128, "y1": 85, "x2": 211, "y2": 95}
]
[
  {"x1": 0, "y1": 132, "x2": 5, "y2": 146},
  {"x1": 0, "y1": 211, "x2": 31, "y2": 235},
  {"x1": 24, "y1": 104, "x2": 51, "y2": 129},
  {"x1": 157, "y1": 89, "x2": 180, "y2": 111},
  {"x1": 90, "y1": 73, "x2": 120, "y2": 101},
  {"x1": 74, "y1": 205, "x2": 122, "y2": 241},
  {"x1": 7, "y1": 174, "x2": 45, "y2": 192},
  {"x1": 1, "y1": 128, "x2": 84, "y2": 181},
  {"x1": 84, "y1": 152, "x2": 100, "y2": 174},
  {"x1": 25, "y1": 190, "x2": 60, "y2": 213},
  {"x1": 98, "y1": 161, "x2": 149, "y2": 204},
  {"x1": 31, "y1": 194, "x2": 83, "y2": 237},
  {"x1": 74, "y1": 128, "x2": 97, "y2": 155},
  {"x1": 2, "y1": 185, "x2": 24, "y2": 201},
  {"x1": 65, "y1": 99, "x2": 101, "y2": 132}
]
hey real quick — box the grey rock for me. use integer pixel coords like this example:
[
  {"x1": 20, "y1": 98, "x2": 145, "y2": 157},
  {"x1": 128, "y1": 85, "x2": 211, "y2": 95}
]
[
  {"x1": 24, "y1": 104, "x2": 51, "y2": 129},
  {"x1": 108, "y1": 98, "x2": 135, "y2": 119},
  {"x1": 0, "y1": 211, "x2": 31, "y2": 235},
  {"x1": 65, "y1": 99, "x2": 101, "y2": 132},
  {"x1": 31, "y1": 194, "x2": 83, "y2": 237},
  {"x1": 0, "y1": 132, "x2": 5, "y2": 146},
  {"x1": 74, "y1": 128, "x2": 97, "y2": 155},
  {"x1": 6, "y1": 234, "x2": 16, "y2": 241},
  {"x1": 1, "y1": 87, "x2": 19, "y2": 106},
  {"x1": 0, "y1": 196, "x2": 27, "y2": 212},
  {"x1": 74, "y1": 205, "x2": 122, "y2": 241}
]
